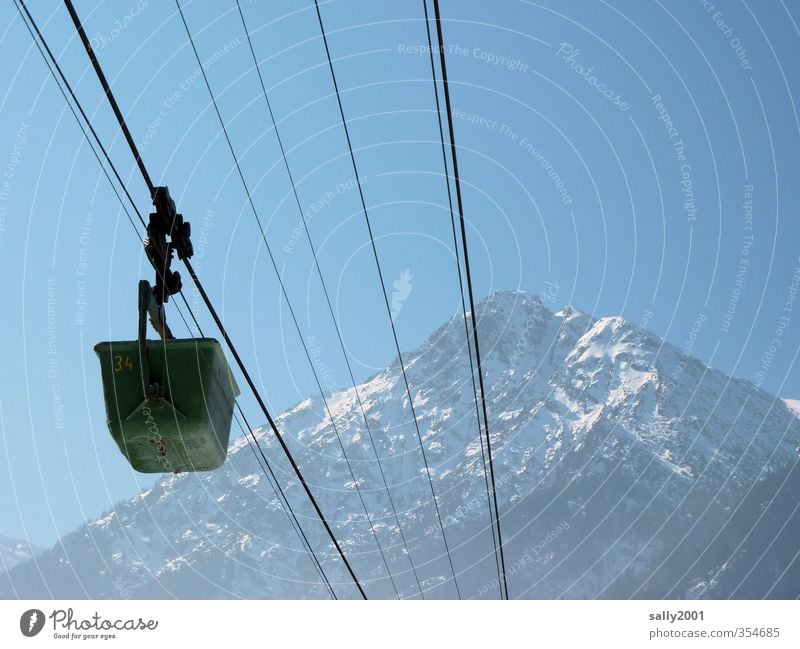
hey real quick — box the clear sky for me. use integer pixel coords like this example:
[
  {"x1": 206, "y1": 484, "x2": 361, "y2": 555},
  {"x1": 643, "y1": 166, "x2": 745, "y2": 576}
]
[{"x1": 1, "y1": 0, "x2": 799, "y2": 547}]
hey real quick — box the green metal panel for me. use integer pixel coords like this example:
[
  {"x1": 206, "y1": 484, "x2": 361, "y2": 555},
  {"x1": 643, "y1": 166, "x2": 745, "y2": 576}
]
[{"x1": 94, "y1": 338, "x2": 240, "y2": 473}]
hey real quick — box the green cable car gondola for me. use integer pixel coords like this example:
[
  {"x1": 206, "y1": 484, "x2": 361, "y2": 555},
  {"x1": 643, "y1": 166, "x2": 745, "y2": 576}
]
[{"x1": 95, "y1": 281, "x2": 240, "y2": 473}]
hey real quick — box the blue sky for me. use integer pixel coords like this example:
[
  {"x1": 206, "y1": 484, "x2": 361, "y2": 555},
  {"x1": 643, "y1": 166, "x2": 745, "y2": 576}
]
[{"x1": 1, "y1": 0, "x2": 799, "y2": 546}]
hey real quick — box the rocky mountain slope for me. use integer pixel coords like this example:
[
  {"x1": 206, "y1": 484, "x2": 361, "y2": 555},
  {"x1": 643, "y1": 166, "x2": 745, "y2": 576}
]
[{"x1": 2, "y1": 291, "x2": 798, "y2": 599}]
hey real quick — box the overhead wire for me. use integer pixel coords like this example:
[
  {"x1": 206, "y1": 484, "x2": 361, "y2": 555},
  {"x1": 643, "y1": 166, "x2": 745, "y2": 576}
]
[
  {"x1": 233, "y1": 0, "x2": 425, "y2": 599},
  {"x1": 174, "y1": 0, "x2": 398, "y2": 599},
  {"x1": 179, "y1": 303, "x2": 338, "y2": 598},
  {"x1": 176, "y1": 288, "x2": 336, "y2": 597},
  {"x1": 232, "y1": 403, "x2": 338, "y2": 599},
  {"x1": 420, "y1": 0, "x2": 505, "y2": 599},
  {"x1": 56, "y1": 0, "x2": 368, "y2": 598},
  {"x1": 429, "y1": 0, "x2": 509, "y2": 599},
  {"x1": 173, "y1": 293, "x2": 339, "y2": 598},
  {"x1": 180, "y1": 255, "x2": 368, "y2": 598},
  {"x1": 14, "y1": 0, "x2": 145, "y2": 232},
  {"x1": 313, "y1": 0, "x2": 462, "y2": 598},
  {"x1": 15, "y1": 0, "x2": 337, "y2": 600},
  {"x1": 62, "y1": 0, "x2": 155, "y2": 196}
]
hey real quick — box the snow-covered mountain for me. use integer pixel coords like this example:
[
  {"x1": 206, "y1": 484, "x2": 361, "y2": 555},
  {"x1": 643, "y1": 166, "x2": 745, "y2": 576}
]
[
  {"x1": 2, "y1": 290, "x2": 798, "y2": 599},
  {"x1": 0, "y1": 536, "x2": 41, "y2": 574}
]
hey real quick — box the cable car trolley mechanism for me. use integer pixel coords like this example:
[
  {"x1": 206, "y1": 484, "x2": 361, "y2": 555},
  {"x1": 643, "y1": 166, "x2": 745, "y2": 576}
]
[{"x1": 95, "y1": 187, "x2": 239, "y2": 473}]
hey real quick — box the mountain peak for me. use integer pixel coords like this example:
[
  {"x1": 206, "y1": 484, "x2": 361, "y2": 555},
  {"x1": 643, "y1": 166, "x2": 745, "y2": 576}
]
[{"x1": 475, "y1": 289, "x2": 545, "y2": 317}]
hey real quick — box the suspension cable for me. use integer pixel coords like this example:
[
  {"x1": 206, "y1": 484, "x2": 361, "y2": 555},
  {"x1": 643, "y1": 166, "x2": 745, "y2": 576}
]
[
  {"x1": 313, "y1": 0, "x2": 462, "y2": 598},
  {"x1": 180, "y1": 296, "x2": 337, "y2": 598},
  {"x1": 177, "y1": 301, "x2": 338, "y2": 598},
  {"x1": 16, "y1": 0, "x2": 337, "y2": 600},
  {"x1": 234, "y1": 0, "x2": 425, "y2": 599},
  {"x1": 59, "y1": 0, "x2": 367, "y2": 599},
  {"x1": 62, "y1": 0, "x2": 155, "y2": 196},
  {"x1": 232, "y1": 404, "x2": 337, "y2": 599},
  {"x1": 14, "y1": 0, "x2": 145, "y2": 231},
  {"x1": 174, "y1": 0, "x2": 398, "y2": 599},
  {"x1": 420, "y1": 0, "x2": 505, "y2": 599},
  {"x1": 429, "y1": 0, "x2": 509, "y2": 599},
  {"x1": 179, "y1": 302, "x2": 337, "y2": 598}
]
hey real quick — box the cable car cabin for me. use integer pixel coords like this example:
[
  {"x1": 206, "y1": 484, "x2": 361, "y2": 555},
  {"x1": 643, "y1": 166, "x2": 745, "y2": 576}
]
[
  {"x1": 95, "y1": 339, "x2": 240, "y2": 473},
  {"x1": 94, "y1": 283, "x2": 240, "y2": 473}
]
